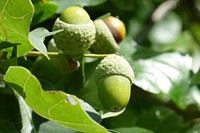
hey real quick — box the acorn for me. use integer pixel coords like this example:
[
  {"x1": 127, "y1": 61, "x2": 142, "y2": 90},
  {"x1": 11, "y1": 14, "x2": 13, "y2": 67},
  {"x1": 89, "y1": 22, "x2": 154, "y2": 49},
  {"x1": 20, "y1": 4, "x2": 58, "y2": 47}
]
[
  {"x1": 104, "y1": 16, "x2": 126, "y2": 43},
  {"x1": 52, "y1": 6, "x2": 96, "y2": 56},
  {"x1": 95, "y1": 54, "x2": 134, "y2": 112},
  {"x1": 90, "y1": 16, "x2": 126, "y2": 54}
]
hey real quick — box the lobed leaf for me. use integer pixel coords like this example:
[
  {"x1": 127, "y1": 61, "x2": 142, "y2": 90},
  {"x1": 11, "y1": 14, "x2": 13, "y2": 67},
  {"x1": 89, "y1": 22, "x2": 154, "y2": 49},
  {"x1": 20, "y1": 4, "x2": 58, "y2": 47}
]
[
  {"x1": 132, "y1": 53, "x2": 193, "y2": 109},
  {"x1": 3, "y1": 66, "x2": 107, "y2": 133},
  {"x1": 0, "y1": 0, "x2": 34, "y2": 56}
]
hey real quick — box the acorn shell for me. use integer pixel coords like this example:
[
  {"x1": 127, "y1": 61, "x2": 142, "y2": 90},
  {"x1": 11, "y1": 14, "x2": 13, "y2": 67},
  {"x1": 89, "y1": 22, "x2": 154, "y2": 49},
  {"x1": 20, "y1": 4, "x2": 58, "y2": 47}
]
[
  {"x1": 90, "y1": 19, "x2": 119, "y2": 54},
  {"x1": 98, "y1": 75, "x2": 131, "y2": 112},
  {"x1": 53, "y1": 18, "x2": 96, "y2": 56},
  {"x1": 95, "y1": 54, "x2": 134, "y2": 84}
]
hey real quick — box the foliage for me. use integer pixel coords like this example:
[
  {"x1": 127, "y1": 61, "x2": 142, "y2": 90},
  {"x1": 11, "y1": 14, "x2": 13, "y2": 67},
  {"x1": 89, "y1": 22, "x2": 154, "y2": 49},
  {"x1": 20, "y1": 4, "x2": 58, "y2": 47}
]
[{"x1": 1, "y1": 0, "x2": 200, "y2": 132}]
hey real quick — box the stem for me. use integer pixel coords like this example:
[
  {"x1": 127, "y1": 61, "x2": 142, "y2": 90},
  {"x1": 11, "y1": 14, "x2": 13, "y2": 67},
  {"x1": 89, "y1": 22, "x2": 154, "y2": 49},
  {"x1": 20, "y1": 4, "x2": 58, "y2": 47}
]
[
  {"x1": 84, "y1": 53, "x2": 110, "y2": 58},
  {"x1": 27, "y1": 51, "x2": 63, "y2": 57},
  {"x1": 27, "y1": 51, "x2": 109, "y2": 58}
]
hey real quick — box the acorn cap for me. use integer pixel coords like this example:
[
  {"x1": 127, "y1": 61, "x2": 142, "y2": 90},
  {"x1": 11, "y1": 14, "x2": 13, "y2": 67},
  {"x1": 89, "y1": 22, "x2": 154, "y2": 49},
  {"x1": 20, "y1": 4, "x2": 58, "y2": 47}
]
[
  {"x1": 95, "y1": 54, "x2": 134, "y2": 84},
  {"x1": 53, "y1": 18, "x2": 96, "y2": 56},
  {"x1": 90, "y1": 19, "x2": 119, "y2": 54}
]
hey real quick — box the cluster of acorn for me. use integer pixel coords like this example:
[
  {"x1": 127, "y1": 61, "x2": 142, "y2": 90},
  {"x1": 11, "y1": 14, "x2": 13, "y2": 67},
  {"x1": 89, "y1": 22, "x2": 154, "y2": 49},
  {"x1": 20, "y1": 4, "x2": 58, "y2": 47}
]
[{"x1": 51, "y1": 6, "x2": 134, "y2": 112}]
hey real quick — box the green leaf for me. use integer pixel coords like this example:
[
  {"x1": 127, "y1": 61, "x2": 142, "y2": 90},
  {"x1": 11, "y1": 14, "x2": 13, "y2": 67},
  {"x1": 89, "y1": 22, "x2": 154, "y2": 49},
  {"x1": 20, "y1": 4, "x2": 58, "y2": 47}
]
[
  {"x1": 11, "y1": 43, "x2": 17, "y2": 58},
  {"x1": 80, "y1": 61, "x2": 105, "y2": 110},
  {"x1": 118, "y1": 36, "x2": 137, "y2": 60},
  {"x1": 192, "y1": 69, "x2": 200, "y2": 85},
  {"x1": 15, "y1": 92, "x2": 35, "y2": 133},
  {"x1": 32, "y1": 1, "x2": 58, "y2": 26},
  {"x1": 109, "y1": 0, "x2": 135, "y2": 11},
  {"x1": 186, "y1": 86, "x2": 200, "y2": 106},
  {"x1": 132, "y1": 53, "x2": 192, "y2": 109},
  {"x1": 149, "y1": 12, "x2": 182, "y2": 45},
  {"x1": 0, "y1": 41, "x2": 20, "y2": 50},
  {"x1": 79, "y1": 98, "x2": 102, "y2": 123},
  {"x1": 114, "y1": 127, "x2": 154, "y2": 133},
  {"x1": 37, "y1": 120, "x2": 79, "y2": 133},
  {"x1": 135, "y1": 52, "x2": 189, "y2": 99},
  {"x1": 151, "y1": 31, "x2": 195, "y2": 53},
  {"x1": 101, "y1": 108, "x2": 138, "y2": 128},
  {"x1": 0, "y1": 120, "x2": 18, "y2": 133},
  {"x1": 29, "y1": 27, "x2": 62, "y2": 59},
  {"x1": 187, "y1": 123, "x2": 200, "y2": 133},
  {"x1": 0, "y1": 92, "x2": 21, "y2": 132},
  {"x1": 0, "y1": 58, "x2": 18, "y2": 73},
  {"x1": 32, "y1": 112, "x2": 80, "y2": 133},
  {"x1": 190, "y1": 22, "x2": 200, "y2": 45},
  {"x1": 136, "y1": 106, "x2": 183, "y2": 133},
  {"x1": 118, "y1": 36, "x2": 163, "y2": 60},
  {"x1": 51, "y1": 0, "x2": 107, "y2": 13},
  {"x1": 30, "y1": 56, "x2": 69, "y2": 83},
  {"x1": 3, "y1": 66, "x2": 108, "y2": 133},
  {"x1": 0, "y1": 0, "x2": 34, "y2": 56}
]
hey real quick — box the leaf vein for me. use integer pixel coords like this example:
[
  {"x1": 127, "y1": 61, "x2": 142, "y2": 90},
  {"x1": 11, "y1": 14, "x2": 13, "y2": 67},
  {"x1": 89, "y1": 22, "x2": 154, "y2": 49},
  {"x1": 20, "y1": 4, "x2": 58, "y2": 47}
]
[
  {"x1": 23, "y1": 75, "x2": 31, "y2": 93},
  {"x1": 47, "y1": 99, "x2": 63, "y2": 118}
]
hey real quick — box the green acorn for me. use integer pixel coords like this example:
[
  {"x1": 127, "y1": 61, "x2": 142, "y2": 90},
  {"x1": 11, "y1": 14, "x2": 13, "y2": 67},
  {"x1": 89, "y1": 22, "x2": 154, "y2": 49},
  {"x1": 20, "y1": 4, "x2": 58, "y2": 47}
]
[
  {"x1": 90, "y1": 16, "x2": 126, "y2": 54},
  {"x1": 53, "y1": 6, "x2": 96, "y2": 56},
  {"x1": 95, "y1": 54, "x2": 134, "y2": 112}
]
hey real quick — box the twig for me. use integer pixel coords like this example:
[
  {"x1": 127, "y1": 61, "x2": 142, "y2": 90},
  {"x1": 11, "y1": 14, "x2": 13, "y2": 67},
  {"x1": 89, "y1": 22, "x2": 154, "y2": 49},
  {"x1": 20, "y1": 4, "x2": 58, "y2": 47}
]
[
  {"x1": 27, "y1": 51, "x2": 109, "y2": 58},
  {"x1": 152, "y1": 0, "x2": 179, "y2": 22}
]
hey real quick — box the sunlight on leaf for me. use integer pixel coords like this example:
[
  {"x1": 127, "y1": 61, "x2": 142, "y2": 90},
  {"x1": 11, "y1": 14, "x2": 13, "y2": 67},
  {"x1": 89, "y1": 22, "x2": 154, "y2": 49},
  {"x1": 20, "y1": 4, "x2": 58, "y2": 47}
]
[
  {"x1": 133, "y1": 53, "x2": 193, "y2": 108},
  {"x1": 149, "y1": 12, "x2": 182, "y2": 45},
  {"x1": 191, "y1": 45, "x2": 200, "y2": 73},
  {"x1": 188, "y1": 86, "x2": 200, "y2": 106},
  {"x1": 3, "y1": 66, "x2": 107, "y2": 133},
  {"x1": 0, "y1": 0, "x2": 34, "y2": 56}
]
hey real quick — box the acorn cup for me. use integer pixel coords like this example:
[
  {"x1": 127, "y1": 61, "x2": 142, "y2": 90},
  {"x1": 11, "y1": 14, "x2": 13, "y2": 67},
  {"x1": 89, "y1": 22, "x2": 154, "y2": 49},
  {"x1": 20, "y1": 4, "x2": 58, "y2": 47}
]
[
  {"x1": 90, "y1": 16, "x2": 126, "y2": 54},
  {"x1": 95, "y1": 54, "x2": 134, "y2": 112},
  {"x1": 52, "y1": 6, "x2": 96, "y2": 56}
]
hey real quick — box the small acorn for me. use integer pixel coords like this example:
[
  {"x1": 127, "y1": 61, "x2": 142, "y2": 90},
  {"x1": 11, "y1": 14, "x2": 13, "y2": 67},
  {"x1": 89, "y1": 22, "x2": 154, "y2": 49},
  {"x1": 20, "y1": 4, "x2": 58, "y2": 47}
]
[
  {"x1": 95, "y1": 54, "x2": 134, "y2": 112},
  {"x1": 53, "y1": 6, "x2": 96, "y2": 56},
  {"x1": 90, "y1": 16, "x2": 126, "y2": 54},
  {"x1": 103, "y1": 16, "x2": 126, "y2": 43}
]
